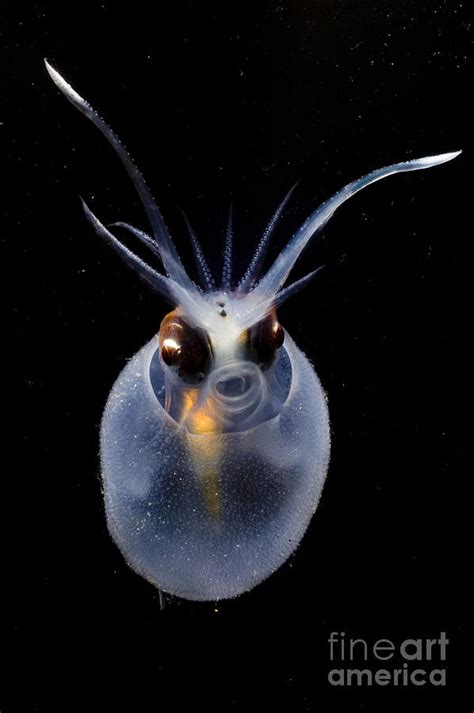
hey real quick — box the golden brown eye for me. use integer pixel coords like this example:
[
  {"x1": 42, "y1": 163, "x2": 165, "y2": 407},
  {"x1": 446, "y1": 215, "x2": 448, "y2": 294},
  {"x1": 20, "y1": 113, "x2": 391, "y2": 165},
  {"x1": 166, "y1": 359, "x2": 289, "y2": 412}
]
[
  {"x1": 249, "y1": 311, "x2": 284, "y2": 369},
  {"x1": 159, "y1": 311, "x2": 211, "y2": 385}
]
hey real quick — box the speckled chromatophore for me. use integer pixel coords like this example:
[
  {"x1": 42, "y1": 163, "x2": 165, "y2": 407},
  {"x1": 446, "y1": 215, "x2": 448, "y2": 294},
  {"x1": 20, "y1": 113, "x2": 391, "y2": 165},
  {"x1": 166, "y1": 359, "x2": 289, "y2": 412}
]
[{"x1": 45, "y1": 59, "x2": 460, "y2": 600}]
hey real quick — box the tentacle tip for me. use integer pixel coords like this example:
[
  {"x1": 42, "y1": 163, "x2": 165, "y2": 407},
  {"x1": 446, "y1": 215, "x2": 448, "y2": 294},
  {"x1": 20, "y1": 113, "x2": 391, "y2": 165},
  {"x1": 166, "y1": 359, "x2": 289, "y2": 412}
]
[
  {"x1": 44, "y1": 58, "x2": 60, "y2": 83},
  {"x1": 421, "y1": 150, "x2": 463, "y2": 166},
  {"x1": 44, "y1": 59, "x2": 85, "y2": 108},
  {"x1": 79, "y1": 195, "x2": 93, "y2": 220},
  {"x1": 437, "y1": 149, "x2": 463, "y2": 163}
]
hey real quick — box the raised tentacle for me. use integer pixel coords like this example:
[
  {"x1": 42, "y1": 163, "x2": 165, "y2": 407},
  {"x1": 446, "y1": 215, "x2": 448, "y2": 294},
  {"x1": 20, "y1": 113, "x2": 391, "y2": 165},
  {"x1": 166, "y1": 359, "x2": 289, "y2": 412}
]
[
  {"x1": 236, "y1": 267, "x2": 326, "y2": 332},
  {"x1": 239, "y1": 182, "x2": 299, "y2": 290},
  {"x1": 221, "y1": 201, "x2": 233, "y2": 289},
  {"x1": 180, "y1": 210, "x2": 215, "y2": 291},
  {"x1": 44, "y1": 59, "x2": 198, "y2": 295},
  {"x1": 81, "y1": 199, "x2": 176, "y2": 302},
  {"x1": 109, "y1": 221, "x2": 162, "y2": 261},
  {"x1": 273, "y1": 265, "x2": 326, "y2": 310},
  {"x1": 80, "y1": 199, "x2": 211, "y2": 323},
  {"x1": 253, "y1": 152, "x2": 462, "y2": 300}
]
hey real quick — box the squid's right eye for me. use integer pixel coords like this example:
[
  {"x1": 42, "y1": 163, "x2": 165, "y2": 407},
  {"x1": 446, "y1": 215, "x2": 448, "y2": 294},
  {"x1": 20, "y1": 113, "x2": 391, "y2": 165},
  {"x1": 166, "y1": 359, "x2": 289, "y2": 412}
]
[{"x1": 159, "y1": 311, "x2": 212, "y2": 385}]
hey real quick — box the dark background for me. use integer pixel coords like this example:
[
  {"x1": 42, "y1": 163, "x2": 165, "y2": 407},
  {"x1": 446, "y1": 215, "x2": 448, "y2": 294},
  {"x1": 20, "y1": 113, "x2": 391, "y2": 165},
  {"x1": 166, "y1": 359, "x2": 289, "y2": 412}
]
[{"x1": 1, "y1": 1, "x2": 472, "y2": 711}]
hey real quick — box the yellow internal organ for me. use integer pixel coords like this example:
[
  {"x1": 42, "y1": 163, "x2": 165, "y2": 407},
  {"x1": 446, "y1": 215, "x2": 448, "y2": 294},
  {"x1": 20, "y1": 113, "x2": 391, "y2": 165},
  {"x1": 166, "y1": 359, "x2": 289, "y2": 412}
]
[{"x1": 180, "y1": 389, "x2": 222, "y2": 524}]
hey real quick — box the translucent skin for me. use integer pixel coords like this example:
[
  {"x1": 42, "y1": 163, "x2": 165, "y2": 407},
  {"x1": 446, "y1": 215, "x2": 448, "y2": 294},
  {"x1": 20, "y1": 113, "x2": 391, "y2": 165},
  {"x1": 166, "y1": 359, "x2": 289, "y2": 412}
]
[
  {"x1": 44, "y1": 61, "x2": 460, "y2": 600},
  {"x1": 101, "y1": 331, "x2": 330, "y2": 601}
]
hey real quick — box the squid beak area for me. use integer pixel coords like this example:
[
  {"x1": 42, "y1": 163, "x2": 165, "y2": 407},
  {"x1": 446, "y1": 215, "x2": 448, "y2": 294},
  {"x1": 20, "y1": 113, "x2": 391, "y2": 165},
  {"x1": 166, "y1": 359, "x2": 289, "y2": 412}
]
[{"x1": 179, "y1": 389, "x2": 223, "y2": 526}]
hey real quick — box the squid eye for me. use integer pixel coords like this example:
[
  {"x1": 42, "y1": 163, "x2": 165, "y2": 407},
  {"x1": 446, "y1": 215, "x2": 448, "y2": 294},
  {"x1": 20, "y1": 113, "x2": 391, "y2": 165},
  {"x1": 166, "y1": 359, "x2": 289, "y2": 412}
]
[
  {"x1": 249, "y1": 311, "x2": 284, "y2": 369},
  {"x1": 159, "y1": 311, "x2": 211, "y2": 385}
]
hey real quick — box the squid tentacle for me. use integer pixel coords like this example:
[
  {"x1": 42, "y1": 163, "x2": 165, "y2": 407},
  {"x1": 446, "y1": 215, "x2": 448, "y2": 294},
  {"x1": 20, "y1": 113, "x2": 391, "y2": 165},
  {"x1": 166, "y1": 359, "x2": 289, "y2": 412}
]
[
  {"x1": 254, "y1": 152, "x2": 462, "y2": 301},
  {"x1": 44, "y1": 59, "x2": 198, "y2": 295}
]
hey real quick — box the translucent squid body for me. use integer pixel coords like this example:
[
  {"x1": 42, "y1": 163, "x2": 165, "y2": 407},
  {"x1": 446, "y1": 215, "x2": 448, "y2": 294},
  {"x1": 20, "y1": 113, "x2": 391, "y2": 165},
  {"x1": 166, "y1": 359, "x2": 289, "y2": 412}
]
[{"x1": 45, "y1": 60, "x2": 460, "y2": 601}]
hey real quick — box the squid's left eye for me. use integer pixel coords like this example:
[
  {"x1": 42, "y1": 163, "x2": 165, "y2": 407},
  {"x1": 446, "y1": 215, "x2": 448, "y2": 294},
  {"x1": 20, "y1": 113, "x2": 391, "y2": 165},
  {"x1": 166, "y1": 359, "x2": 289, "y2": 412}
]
[{"x1": 248, "y1": 311, "x2": 284, "y2": 369}]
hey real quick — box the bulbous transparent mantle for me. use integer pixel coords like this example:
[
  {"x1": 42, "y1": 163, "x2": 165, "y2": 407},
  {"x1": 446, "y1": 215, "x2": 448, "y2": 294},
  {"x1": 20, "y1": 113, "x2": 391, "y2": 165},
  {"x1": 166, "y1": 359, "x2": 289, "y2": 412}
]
[{"x1": 100, "y1": 331, "x2": 330, "y2": 601}]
